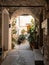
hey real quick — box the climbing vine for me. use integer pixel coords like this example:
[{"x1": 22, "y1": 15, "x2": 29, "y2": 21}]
[{"x1": 12, "y1": 19, "x2": 17, "y2": 48}]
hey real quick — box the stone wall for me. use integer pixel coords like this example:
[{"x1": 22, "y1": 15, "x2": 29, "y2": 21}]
[
  {"x1": 41, "y1": 18, "x2": 49, "y2": 65},
  {"x1": 42, "y1": 19, "x2": 49, "y2": 65},
  {"x1": 0, "y1": 15, "x2": 2, "y2": 48},
  {"x1": 43, "y1": 35, "x2": 49, "y2": 65}
]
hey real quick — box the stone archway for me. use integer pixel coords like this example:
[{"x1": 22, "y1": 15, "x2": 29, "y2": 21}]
[
  {"x1": 2, "y1": 7, "x2": 39, "y2": 50},
  {"x1": 11, "y1": 7, "x2": 38, "y2": 21},
  {"x1": 10, "y1": 7, "x2": 37, "y2": 49}
]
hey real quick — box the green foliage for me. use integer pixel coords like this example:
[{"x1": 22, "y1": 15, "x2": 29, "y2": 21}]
[
  {"x1": 12, "y1": 37, "x2": 17, "y2": 43},
  {"x1": 12, "y1": 20, "x2": 16, "y2": 26},
  {"x1": 28, "y1": 19, "x2": 35, "y2": 44},
  {"x1": 17, "y1": 34, "x2": 26, "y2": 45},
  {"x1": 12, "y1": 30, "x2": 17, "y2": 34},
  {"x1": 28, "y1": 28, "x2": 35, "y2": 44},
  {"x1": 12, "y1": 37, "x2": 17, "y2": 49},
  {"x1": 12, "y1": 20, "x2": 17, "y2": 48}
]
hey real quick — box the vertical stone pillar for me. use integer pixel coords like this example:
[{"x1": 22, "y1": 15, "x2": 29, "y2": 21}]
[
  {"x1": 2, "y1": 9, "x2": 9, "y2": 50},
  {"x1": 39, "y1": 9, "x2": 43, "y2": 47},
  {"x1": 44, "y1": 19, "x2": 49, "y2": 65},
  {"x1": 45, "y1": 4, "x2": 49, "y2": 65}
]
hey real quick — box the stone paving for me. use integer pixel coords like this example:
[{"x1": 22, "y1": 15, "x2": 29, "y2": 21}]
[
  {"x1": 1, "y1": 49, "x2": 44, "y2": 65},
  {"x1": 1, "y1": 40, "x2": 35, "y2": 65},
  {"x1": 1, "y1": 40, "x2": 43, "y2": 65},
  {"x1": 1, "y1": 50, "x2": 35, "y2": 65}
]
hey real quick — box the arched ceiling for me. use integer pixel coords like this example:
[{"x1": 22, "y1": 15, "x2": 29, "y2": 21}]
[
  {"x1": 0, "y1": 0, "x2": 47, "y2": 19},
  {"x1": 11, "y1": 7, "x2": 41, "y2": 21}
]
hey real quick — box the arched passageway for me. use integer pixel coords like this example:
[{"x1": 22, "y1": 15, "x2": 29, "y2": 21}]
[
  {"x1": 1, "y1": 6, "x2": 44, "y2": 65},
  {"x1": 1, "y1": 0, "x2": 49, "y2": 65}
]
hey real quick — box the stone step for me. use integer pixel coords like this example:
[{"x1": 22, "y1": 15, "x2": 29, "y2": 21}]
[{"x1": 33, "y1": 49, "x2": 44, "y2": 65}]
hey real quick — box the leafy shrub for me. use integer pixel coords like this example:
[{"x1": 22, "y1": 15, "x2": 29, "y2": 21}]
[{"x1": 17, "y1": 34, "x2": 26, "y2": 45}]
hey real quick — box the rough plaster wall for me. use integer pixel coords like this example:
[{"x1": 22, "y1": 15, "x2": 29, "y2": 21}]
[{"x1": 0, "y1": 0, "x2": 46, "y2": 6}]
